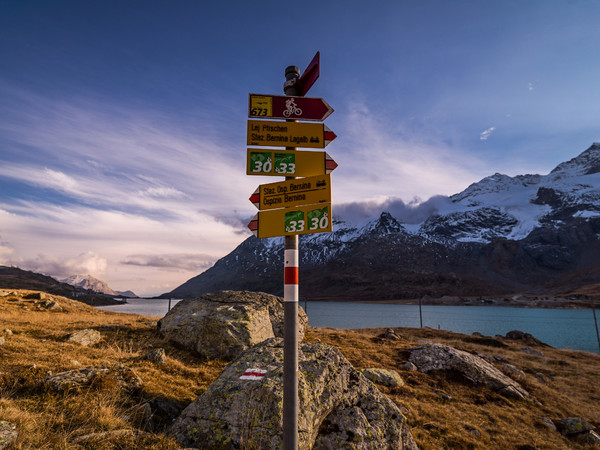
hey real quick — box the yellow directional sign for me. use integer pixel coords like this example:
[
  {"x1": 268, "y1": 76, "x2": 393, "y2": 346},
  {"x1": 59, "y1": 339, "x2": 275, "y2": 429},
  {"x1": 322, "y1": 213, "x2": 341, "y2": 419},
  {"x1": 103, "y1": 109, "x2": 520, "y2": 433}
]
[
  {"x1": 250, "y1": 174, "x2": 331, "y2": 211},
  {"x1": 247, "y1": 120, "x2": 336, "y2": 148},
  {"x1": 246, "y1": 149, "x2": 338, "y2": 177},
  {"x1": 248, "y1": 203, "x2": 332, "y2": 238}
]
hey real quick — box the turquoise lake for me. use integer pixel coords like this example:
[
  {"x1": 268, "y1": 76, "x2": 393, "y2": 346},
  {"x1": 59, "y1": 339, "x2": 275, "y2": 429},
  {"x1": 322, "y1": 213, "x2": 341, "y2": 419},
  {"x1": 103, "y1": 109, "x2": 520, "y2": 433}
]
[{"x1": 99, "y1": 299, "x2": 600, "y2": 354}]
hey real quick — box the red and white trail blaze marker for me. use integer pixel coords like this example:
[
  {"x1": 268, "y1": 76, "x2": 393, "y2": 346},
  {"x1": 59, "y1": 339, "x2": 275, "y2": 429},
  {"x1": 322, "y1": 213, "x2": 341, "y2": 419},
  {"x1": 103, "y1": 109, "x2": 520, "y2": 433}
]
[{"x1": 240, "y1": 368, "x2": 267, "y2": 380}]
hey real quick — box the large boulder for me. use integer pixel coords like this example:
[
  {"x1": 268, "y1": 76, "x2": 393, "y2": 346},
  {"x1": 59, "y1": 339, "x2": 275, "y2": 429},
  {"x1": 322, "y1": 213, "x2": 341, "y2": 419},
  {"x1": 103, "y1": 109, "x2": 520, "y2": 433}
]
[
  {"x1": 170, "y1": 338, "x2": 418, "y2": 450},
  {"x1": 157, "y1": 291, "x2": 307, "y2": 360},
  {"x1": 407, "y1": 343, "x2": 529, "y2": 399}
]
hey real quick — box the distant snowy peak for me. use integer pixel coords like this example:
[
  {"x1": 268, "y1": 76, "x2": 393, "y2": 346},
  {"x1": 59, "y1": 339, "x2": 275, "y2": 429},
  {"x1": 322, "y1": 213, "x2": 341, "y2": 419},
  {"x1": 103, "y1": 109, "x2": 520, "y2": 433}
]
[
  {"x1": 62, "y1": 274, "x2": 118, "y2": 296},
  {"x1": 550, "y1": 142, "x2": 600, "y2": 177},
  {"x1": 451, "y1": 173, "x2": 542, "y2": 205}
]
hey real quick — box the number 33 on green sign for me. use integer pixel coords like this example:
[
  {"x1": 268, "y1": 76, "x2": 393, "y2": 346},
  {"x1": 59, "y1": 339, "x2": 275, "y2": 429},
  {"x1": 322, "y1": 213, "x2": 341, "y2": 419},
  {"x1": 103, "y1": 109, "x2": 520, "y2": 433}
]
[{"x1": 285, "y1": 206, "x2": 329, "y2": 234}]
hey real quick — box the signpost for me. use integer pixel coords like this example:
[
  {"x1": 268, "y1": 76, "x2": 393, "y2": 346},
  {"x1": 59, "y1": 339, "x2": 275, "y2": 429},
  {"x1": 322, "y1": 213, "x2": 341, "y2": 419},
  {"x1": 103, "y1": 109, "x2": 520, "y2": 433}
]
[
  {"x1": 245, "y1": 53, "x2": 334, "y2": 450},
  {"x1": 249, "y1": 174, "x2": 331, "y2": 210},
  {"x1": 248, "y1": 203, "x2": 332, "y2": 238},
  {"x1": 249, "y1": 94, "x2": 333, "y2": 121},
  {"x1": 246, "y1": 149, "x2": 337, "y2": 177},
  {"x1": 247, "y1": 120, "x2": 336, "y2": 148}
]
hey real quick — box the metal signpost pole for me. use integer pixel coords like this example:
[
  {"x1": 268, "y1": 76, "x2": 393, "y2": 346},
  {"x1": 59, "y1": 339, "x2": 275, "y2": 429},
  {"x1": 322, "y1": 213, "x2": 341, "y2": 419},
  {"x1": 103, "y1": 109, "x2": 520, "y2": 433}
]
[{"x1": 283, "y1": 64, "x2": 300, "y2": 450}]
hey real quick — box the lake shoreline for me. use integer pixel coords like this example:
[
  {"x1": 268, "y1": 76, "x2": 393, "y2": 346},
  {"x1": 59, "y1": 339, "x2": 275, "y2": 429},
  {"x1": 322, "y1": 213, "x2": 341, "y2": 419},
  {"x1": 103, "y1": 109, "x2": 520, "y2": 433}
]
[{"x1": 300, "y1": 295, "x2": 599, "y2": 310}]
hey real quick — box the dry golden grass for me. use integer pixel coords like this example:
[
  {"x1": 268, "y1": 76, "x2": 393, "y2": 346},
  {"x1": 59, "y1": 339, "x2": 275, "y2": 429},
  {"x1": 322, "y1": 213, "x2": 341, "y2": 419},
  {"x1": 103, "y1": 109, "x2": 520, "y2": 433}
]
[
  {"x1": 0, "y1": 290, "x2": 227, "y2": 449},
  {"x1": 306, "y1": 327, "x2": 600, "y2": 449},
  {"x1": 1, "y1": 289, "x2": 599, "y2": 449}
]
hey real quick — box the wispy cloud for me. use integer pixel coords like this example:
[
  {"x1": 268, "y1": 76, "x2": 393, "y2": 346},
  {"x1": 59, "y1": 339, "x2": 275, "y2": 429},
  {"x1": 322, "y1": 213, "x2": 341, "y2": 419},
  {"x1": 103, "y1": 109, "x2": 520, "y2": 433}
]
[
  {"x1": 480, "y1": 126, "x2": 496, "y2": 141},
  {"x1": 16, "y1": 251, "x2": 107, "y2": 279},
  {"x1": 122, "y1": 253, "x2": 216, "y2": 272},
  {"x1": 332, "y1": 99, "x2": 489, "y2": 203}
]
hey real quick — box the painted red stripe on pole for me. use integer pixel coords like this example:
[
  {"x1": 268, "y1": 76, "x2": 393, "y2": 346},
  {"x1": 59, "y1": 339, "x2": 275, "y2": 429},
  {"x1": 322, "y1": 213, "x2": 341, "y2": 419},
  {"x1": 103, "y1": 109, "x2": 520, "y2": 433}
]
[{"x1": 284, "y1": 266, "x2": 299, "y2": 285}]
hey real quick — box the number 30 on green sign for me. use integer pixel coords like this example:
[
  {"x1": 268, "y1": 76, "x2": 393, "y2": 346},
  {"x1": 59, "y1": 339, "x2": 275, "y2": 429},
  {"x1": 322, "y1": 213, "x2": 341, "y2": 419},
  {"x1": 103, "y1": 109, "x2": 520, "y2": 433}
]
[
  {"x1": 285, "y1": 206, "x2": 329, "y2": 234},
  {"x1": 250, "y1": 151, "x2": 296, "y2": 175}
]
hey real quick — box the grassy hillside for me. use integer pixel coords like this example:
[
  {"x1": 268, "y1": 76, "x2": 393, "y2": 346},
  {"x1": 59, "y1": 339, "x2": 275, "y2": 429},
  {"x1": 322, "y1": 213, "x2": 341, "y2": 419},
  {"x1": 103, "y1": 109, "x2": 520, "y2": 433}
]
[{"x1": 1, "y1": 289, "x2": 599, "y2": 448}]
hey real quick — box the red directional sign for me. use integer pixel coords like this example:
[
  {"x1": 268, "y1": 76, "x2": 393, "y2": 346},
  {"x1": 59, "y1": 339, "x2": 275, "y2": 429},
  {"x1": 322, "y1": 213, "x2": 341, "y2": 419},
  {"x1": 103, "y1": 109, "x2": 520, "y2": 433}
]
[
  {"x1": 249, "y1": 94, "x2": 333, "y2": 122},
  {"x1": 296, "y1": 51, "x2": 320, "y2": 96}
]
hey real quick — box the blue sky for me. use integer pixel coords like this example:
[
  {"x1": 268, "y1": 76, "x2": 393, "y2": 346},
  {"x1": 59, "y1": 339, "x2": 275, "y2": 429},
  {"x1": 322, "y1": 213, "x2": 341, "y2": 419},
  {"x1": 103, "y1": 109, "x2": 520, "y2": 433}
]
[{"x1": 1, "y1": 0, "x2": 599, "y2": 295}]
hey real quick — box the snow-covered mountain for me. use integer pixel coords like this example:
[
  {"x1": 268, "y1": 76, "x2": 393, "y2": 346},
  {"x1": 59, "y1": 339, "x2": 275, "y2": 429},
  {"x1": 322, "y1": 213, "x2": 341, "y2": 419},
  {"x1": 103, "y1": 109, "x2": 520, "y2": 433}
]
[
  {"x1": 164, "y1": 143, "x2": 600, "y2": 300},
  {"x1": 62, "y1": 274, "x2": 137, "y2": 297}
]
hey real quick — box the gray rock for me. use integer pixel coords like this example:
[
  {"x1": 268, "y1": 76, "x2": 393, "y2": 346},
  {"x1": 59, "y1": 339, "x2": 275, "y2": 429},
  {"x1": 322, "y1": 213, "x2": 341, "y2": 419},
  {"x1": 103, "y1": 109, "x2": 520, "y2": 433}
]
[
  {"x1": 2, "y1": 329, "x2": 12, "y2": 335},
  {"x1": 520, "y1": 347, "x2": 544, "y2": 357},
  {"x1": 361, "y1": 368, "x2": 405, "y2": 387},
  {"x1": 539, "y1": 417, "x2": 556, "y2": 431},
  {"x1": 399, "y1": 361, "x2": 417, "y2": 372},
  {"x1": 24, "y1": 292, "x2": 45, "y2": 300},
  {"x1": 170, "y1": 338, "x2": 418, "y2": 450},
  {"x1": 501, "y1": 363, "x2": 526, "y2": 381},
  {"x1": 144, "y1": 348, "x2": 166, "y2": 364},
  {"x1": 407, "y1": 343, "x2": 529, "y2": 399},
  {"x1": 43, "y1": 365, "x2": 142, "y2": 392},
  {"x1": 67, "y1": 329, "x2": 102, "y2": 346},
  {"x1": 41, "y1": 300, "x2": 63, "y2": 312},
  {"x1": 556, "y1": 417, "x2": 596, "y2": 436},
  {"x1": 383, "y1": 328, "x2": 400, "y2": 340},
  {"x1": 0, "y1": 421, "x2": 18, "y2": 449},
  {"x1": 157, "y1": 290, "x2": 307, "y2": 360}
]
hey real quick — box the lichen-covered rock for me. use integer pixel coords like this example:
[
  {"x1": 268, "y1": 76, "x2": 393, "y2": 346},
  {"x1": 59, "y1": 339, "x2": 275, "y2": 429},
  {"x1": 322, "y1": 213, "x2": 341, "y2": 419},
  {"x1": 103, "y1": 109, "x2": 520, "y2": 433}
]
[
  {"x1": 556, "y1": 417, "x2": 596, "y2": 436},
  {"x1": 157, "y1": 290, "x2": 307, "y2": 360},
  {"x1": 361, "y1": 368, "x2": 404, "y2": 387},
  {"x1": 407, "y1": 343, "x2": 529, "y2": 399},
  {"x1": 43, "y1": 365, "x2": 142, "y2": 392},
  {"x1": 170, "y1": 338, "x2": 417, "y2": 450},
  {"x1": 67, "y1": 328, "x2": 102, "y2": 346},
  {"x1": 0, "y1": 421, "x2": 18, "y2": 449},
  {"x1": 144, "y1": 348, "x2": 166, "y2": 364}
]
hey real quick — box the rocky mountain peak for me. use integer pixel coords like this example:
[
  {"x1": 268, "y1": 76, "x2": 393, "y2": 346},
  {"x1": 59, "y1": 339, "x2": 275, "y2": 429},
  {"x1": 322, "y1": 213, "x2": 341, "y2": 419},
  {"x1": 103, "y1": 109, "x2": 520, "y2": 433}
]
[
  {"x1": 366, "y1": 211, "x2": 404, "y2": 235},
  {"x1": 62, "y1": 274, "x2": 118, "y2": 296},
  {"x1": 550, "y1": 143, "x2": 600, "y2": 176}
]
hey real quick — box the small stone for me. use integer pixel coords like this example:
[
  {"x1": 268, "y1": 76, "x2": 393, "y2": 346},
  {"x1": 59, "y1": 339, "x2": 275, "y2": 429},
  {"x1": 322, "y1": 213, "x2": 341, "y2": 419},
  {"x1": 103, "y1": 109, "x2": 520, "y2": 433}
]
[
  {"x1": 144, "y1": 348, "x2": 166, "y2": 364},
  {"x1": 539, "y1": 417, "x2": 556, "y2": 431},
  {"x1": 383, "y1": 328, "x2": 400, "y2": 340},
  {"x1": 465, "y1": 426, "x2": 481, "y2": 437},
  {"x1": 0, "y1": 337, "x2": 4, "y2": 346},
  {"x1": 361, "y1": 368, "x2": 404, "y2": 387},
  {"x1": 0, "y1": 420, "x2": 18, "y2": 449},
  {"x1": 41, "y1": 300, "x2": 63, "y2": 312},
  {"x1": 502, "y1": 363, "x2": 526, "y2": 381},
  {"x1": 535, "y1": 372, "x2": 550, "y2": 383},
  {"x1": 520, "y1": 347, "x2": 544, "y2": 357},
  {"x1": 3, "y1": 329, "x2": 12, "y2": 335},
  {"x1": 493, "y1": 355, "x2": 507, "y2": 362},
  {"x1": 67, "y1": 329, "x2": 102, "y2": 346},
  {"x1": 433, "y1": 389, "x2": 452, "y2": 401},
  {"x1": 399, "y1": 361, "x2": 417, "y2": 371}
]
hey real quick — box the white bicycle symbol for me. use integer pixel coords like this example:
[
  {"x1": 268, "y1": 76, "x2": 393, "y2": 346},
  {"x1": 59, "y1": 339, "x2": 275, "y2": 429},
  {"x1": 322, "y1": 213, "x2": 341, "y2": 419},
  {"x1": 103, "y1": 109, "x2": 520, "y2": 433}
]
[{"x1": 283, "y1": 98, "x2": 303, "y2": 117}]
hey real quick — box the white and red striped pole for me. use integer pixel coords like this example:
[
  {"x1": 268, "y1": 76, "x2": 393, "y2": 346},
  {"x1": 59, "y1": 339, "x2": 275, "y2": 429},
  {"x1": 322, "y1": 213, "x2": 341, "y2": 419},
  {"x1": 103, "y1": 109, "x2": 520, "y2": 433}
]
[{"x1": 282, "y1": 64, "x2": 300, "y2": 450}]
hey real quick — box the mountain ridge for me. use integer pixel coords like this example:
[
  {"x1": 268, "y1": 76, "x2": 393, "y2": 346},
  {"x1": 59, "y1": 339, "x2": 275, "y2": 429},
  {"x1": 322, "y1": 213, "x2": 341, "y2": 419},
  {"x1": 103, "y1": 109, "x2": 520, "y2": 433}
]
[{"x1": 164, "y1": 144, "x2": 600, "y2": 301}]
